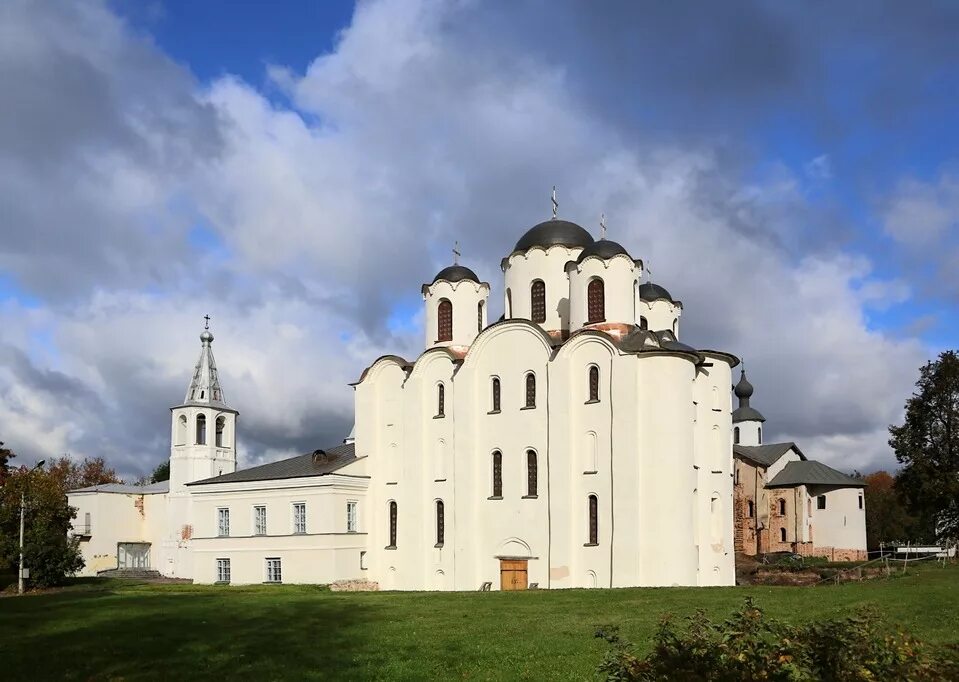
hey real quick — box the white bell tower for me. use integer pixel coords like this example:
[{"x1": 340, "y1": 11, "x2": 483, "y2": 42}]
[{"x1": 169, "y1": 319, "x2": 238, "y2": 493}]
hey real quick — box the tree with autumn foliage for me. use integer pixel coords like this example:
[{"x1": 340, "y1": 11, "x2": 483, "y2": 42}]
[
  {"x1": 860, "y1": 471, "x2": 921, "y2": 550},
  {"x1": 889, "y1": 350, "x2": 959, "y2": 544},
  {"x1": 0, "y1": 450, "x2": 122, "y2": 588}
]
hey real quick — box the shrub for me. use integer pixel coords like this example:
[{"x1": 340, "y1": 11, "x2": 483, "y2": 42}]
[{"x1": 595, "y1": 598, "x2": 959, "y2": 681}]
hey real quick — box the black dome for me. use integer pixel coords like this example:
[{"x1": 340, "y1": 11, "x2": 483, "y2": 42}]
[
  {"x1": 639, "y1": 282, "x2": 674, "y2": 303},
  {"x1": 734, "y1": 370, "x2": 754, "y2": 399},
  {"x1": 513, "y1": 219, "x2": 594, "y2": 253},
  {"x1": 576, "y1": 239, "x2": 630, "y2": 264},
  {"x1": 432, "y1": 264, "x2": 479, "y2": 284}
]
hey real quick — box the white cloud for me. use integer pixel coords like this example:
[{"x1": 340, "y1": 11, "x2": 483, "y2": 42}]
[{"x1": 0, "y1": 0, "x2": 932, "y2": 479}]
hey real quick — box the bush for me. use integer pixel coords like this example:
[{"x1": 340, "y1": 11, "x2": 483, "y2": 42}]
[{"x1": 595, "y1": 598, "x2": 959, "y2": 681}]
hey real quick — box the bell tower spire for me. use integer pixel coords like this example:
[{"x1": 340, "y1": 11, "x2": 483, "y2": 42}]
[{"x1": 169, "y1": 319, "x2": 238, "y2": 494}]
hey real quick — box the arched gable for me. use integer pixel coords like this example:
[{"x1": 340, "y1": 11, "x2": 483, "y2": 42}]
[
  {"x1": 353, "y1": 354, "x2": 411, "y2": 386},
  {"x1": 553, "y1": 328, "x2": 620, "y2": 362},
  {"x1": 460, "y1": 319, "x2": 554, "y2": 370},
  {"x1": 406, "y1": 346, "x2": 459, "y2": 382}
]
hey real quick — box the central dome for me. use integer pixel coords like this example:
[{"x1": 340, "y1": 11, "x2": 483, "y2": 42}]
[{"x1": 513, "y1": 219, "x2": 594, "y2": 253}]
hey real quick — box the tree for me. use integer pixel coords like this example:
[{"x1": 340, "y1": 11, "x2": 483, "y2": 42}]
[
  {"x1": 0, "y1": 462, "x2": 84, "y2": 587},
  {"x1": 889, "y1": 350, "x2": 959, "y2": 544},
  {"x1": 150, "y1": 460, "x2": 170, "y2": 484},
  {"x1": 0, "y1": 441, "x2": 14, "y2": 486},
  {"x1": 46, "y1": 455, "x2": 121, "y2": 492},
  {"x1": 860, "y1": 471, "x2": 919, "y2": 549}
]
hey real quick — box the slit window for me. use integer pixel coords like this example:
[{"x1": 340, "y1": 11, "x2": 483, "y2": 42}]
[
  {"x1": 588, "y1": 366, "x2": 599, "y2": 402},
  {"x1": 388, "y1": 501, "x2": 397, "y2": 548},
  {"x1": 477, "y1": 301, "x2": 484, "y2": 332},
  {"x1": 492, "y1": 451, "x2": 502, "y2": 497},
  {"x1": 587, "y1": 495, "x2": 599, "y2": 545},
  {"x1": 437, "y1": 383, "x2": 445, "y2": 417},
  {"x1": 530, "y1": 280, "x2": 546, "y2": 323},
  {"x1": 778, "y1": 498, "x2": 786, "y2": 515},
  {"x1": 525, "y1": 373, "x2": 536, "y2": 408},
  {"x1": 438, "y1": 299, "x2": 453, "y2": 341},
  {"x1": 491, "y1": 377, "x2": 501, "y2": 412},
  {"x1": 780, "y1": 527, "x2": 787, "y2": 542},
  {"x1": 435, "y1": 500, "x2": 445, "y2": 546},
  {"x1": 527, "y1": 450, "x2": 537, "y2": 497},
  {"x1": 587, "y1": 279, "x2": 605, "y2": 323}
]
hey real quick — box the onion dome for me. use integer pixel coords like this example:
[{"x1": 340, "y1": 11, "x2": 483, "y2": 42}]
[
  {"x1": 639, "y1": 282, "x2": 674, "y2": 303},
  {"x1": 431, "y1": 264, "x2": 480, "y2": 284},
  {"x1": 732, "y1": 368, "x2": 765, "y2": 423},
  {"x1": 513, "y1": 219, "x2": 594, "y2": 253},
  {"x1": 575, "y1": 239, "x2": 630, "y2": 264}
]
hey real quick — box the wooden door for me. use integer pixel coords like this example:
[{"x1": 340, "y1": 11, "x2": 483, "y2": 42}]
[{"x1": 499, "y1": 559, "x2": 528, "y2": 591}]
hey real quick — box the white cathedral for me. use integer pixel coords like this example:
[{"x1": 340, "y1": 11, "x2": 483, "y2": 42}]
[{"x1": 69, "y1": 210, "x2": 746, "y2": 590}]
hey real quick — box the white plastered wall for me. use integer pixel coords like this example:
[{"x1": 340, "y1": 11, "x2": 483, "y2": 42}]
[
  {"x1": 503, "y1": 246, "x2": 585, "y2": 332},
  {"x1": 808, "y1": 486, "x2": 867, "y2": 551},
  {"x1": 423, "y1": 280, "x2": 489, "y2": 349},
  {"x1": 567, "y1": 256, "x2": 638, "y2": 331}
]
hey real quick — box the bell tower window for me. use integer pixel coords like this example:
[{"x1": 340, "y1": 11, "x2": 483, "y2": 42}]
[
  {"x1": 196, "y1": 414, "x2": 207, "y2": 445},
  {"x1": 437, "y1": 299, "x2": 453, "y2": 342},
  {"x1": 215, "y1": 416, "x2": 226, "y2": 447},
  {"x1": 530, "y1": 280, "x2": 546, "y2": 323},
  {"x1": 587, "y1": 279, "x2": 605, "y2": 323}
]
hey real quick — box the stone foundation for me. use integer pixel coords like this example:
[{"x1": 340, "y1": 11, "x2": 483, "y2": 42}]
[
  {"x1": 795, "y1": 544, "x2": 867, "y2": 562},
  {"x1": 329, "y1": 579, "x2": 380, "y2": 592}
]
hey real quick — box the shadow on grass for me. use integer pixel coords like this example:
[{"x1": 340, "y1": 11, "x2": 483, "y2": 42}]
[{"x1": 0, "y1": 584, "x2": 392, "y2": 680}]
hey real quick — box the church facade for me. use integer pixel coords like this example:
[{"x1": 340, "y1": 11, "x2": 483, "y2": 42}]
[{"x1": 70, "y1": 211, "x2": 755, "y2": 589}]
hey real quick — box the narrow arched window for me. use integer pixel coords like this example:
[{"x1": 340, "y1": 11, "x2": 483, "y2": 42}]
[
  {"x1": 437, "y1": 299, "x2": 453, "y2": 341},
  {"x1": 587, "y1": 279, "x2": 605, "y2": 323},
  {"x1": 530, "y1": 280, "x2": 546, "y2": 323},
  {"x1": 780, "y1": 527, "x2": 787, "y2": 543},
  {"x1": 196, "y1": 414, "x2": 207, "y2": 445},
  {"x1": 492, "y1": 451, "x2": 502, "y2": 497},
  {"x1": 747, "y1": 500, "x2": 754, "y2": 517},
  {"x1": 588, "y1": 366, "x2": 599, "y2": 402},
  {"x1": 527, "y1": 450, "x2": 537, "y2": 497},
  {"x1": 437, "y1": 384, "x2": 445, "y2": 417},
  {"x1": 435, "y1": 500, "x2": 445, "y2": 547},
  {"x1": 525, "y1": 373, "x2": 536, "y2": 408},
  {"x1": 215, "y1": 416, "x2": 226, "y2": 447},
  {"x1": 491, "y1": 377, "x2": 501, "y2": 412},
  {"x1": 388, "y1": 501, "x2": 397, "y2": 548},
  {"x1": 505, "y1": 288, "x2": 512, "y2": 318},
  {"x1": 176, "y1": 415, "x2": 187, "y2": 446},
  {"x1": 587, "y1": 495, "x2": 599, "y2": 545},
  {"x1": 639, "y1": 316, "x2": 648, "y2": 331},
  {"x1": 778, "y1": 498, "x2": 786, "y2": 515},
  {"x1": 758, "y1": 426, "x2": 762, "y2": 444},
  {"x1": 477, "y1": 300, "x2": 484, "y2": 332},
  {"x1": 734, "y1": 427, "x2": 740, "y2": 445}
]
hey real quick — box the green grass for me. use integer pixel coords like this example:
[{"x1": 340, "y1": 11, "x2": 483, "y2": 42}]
[{"x1": 1, "y1": 565, "x2": 957, "y2": 681}]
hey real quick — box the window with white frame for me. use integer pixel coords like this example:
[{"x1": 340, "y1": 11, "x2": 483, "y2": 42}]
[
  {"x1": 217, "y1": 508, "x2": 230, "y2": 537},
  {"x1": 347, "y1": 501, "x2": 358, "y2": 533},
  {"x1": 254, "y1": 505, "x2": 267, "y2": 536},
  {"x1": 293, "y1": 503, "x2": 307, "y2": 534},
  {"x1": 216, "y1": 558, "x2": 231, "y2": 583},
  {"x1": 266, "y1": 557, "x2": 282, "y2": 583}
]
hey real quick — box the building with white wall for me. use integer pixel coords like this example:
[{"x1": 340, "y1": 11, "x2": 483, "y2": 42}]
[
  {"x1": 731, "y1": 371, "x2": 867, "y2": 561},
  {"x1": 69, "y1": 208, "x2": 751, "y2": 589}
]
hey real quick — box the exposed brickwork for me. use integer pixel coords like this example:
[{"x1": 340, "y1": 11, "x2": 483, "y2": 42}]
[
  {"x1": 330, "y1": 579, "x2": 379, "y2": 592},
  {"x1": 134, "y1": 495, "x2": 145, "y2": 517}
]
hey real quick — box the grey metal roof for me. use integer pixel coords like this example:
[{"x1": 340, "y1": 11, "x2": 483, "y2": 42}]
[
  {"x1": 513, "y1": 219, "x2": 594, "y2": 253},
  {"x1": 431, "y1": 264, "x2": 480, "y2": 284},
  {"x1": 733, "y1": 405, "x2": 767, "y2": 423},
  {"x1": 69, "y1": 481, "x2": 170, "y2": 495},
  {"x1": 734, "y1": 442, "x2": 805, "y2": 467},
  {"x1": 575, "y1": 239, "x2": 629, "y2": 263},
  {"x1": 187, "y1": 442, "x2": 357, "y2": 486},
  {"x1": 767, "y1": 460, "x2": 866, "y2": 488},
  {"x1": 639, "y1": 282, "x2": 674, "y2": 303},
  {"x1": 174, "y1": 328, "x2": 231, "y2": 411}
]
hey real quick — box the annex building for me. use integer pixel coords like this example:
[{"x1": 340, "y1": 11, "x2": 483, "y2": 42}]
[{"x1": 68, "y1": 206, "x2": 866, "y2": 589}]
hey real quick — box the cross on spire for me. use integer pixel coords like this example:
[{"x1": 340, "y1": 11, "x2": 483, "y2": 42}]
[
  {"x1": 203, "y1": 314, "x2": 211, "y2": 330},
  {"x1": 452, "y1": 241, "x2": 461, "y2": 265},
  {"x1": 551, "y1": 185, "x2": 558, "y2": 219},
  {"x1": 600, "y1": 213, "x2": 607, "y2": 240}
]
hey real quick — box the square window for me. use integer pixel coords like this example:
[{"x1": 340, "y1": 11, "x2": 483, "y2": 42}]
[
  {"x1": 817, "y1": 495, "x2": 826, "y2": 510},
  {"x1": 216, "y1": 558, "x2": 231, "y2": 583},
  {"x1": 266, "y1": 557, "x2": 282, "y2": 583}
]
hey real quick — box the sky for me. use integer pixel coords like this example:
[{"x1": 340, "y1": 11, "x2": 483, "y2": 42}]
[{"x1": 1, "y1": 0, "x2": 957, "y2": 480}]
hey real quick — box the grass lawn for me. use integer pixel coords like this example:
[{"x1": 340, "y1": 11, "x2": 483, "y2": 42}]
[{"x1": 1, "y1": 564, "x2": 957, "y2": 681}]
